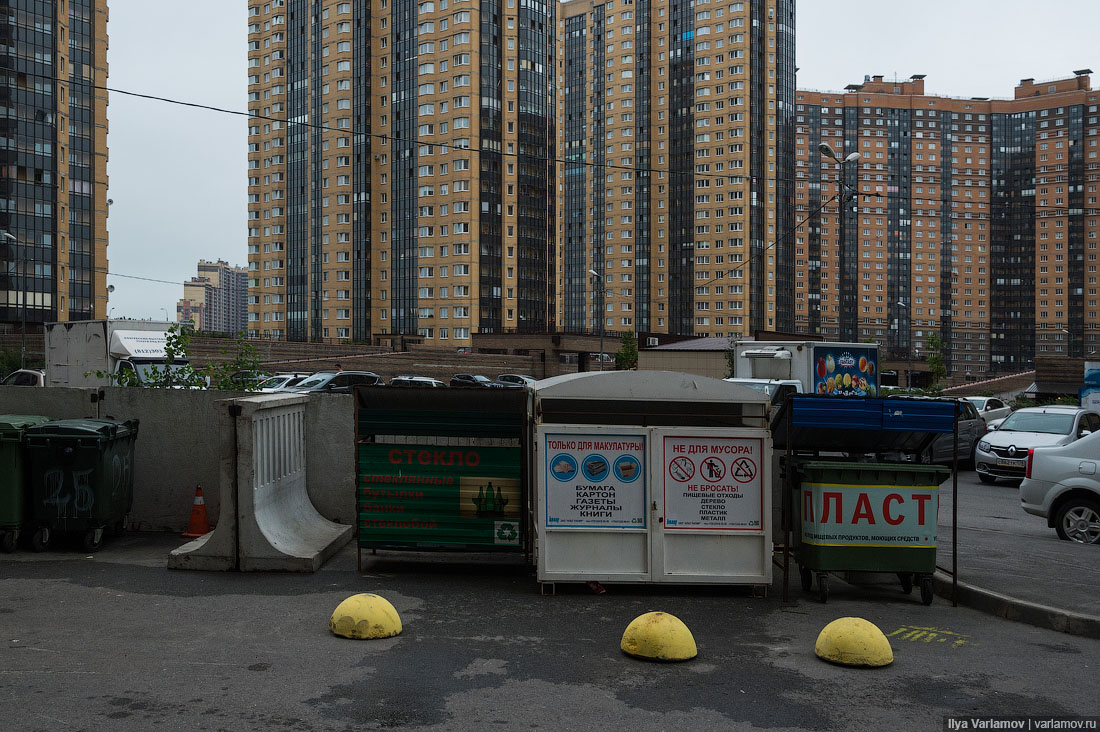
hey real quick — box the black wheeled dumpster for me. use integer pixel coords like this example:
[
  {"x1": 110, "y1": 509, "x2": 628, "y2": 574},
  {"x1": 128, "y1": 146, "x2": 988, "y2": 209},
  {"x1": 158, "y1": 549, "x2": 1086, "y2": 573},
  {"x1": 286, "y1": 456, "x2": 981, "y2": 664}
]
[
  {"x1": 23, "y1": 418, "x2": 139, "y2": 552},
  {"x1": 0, "y1": 414, "x2": 51, "y2": 552}
]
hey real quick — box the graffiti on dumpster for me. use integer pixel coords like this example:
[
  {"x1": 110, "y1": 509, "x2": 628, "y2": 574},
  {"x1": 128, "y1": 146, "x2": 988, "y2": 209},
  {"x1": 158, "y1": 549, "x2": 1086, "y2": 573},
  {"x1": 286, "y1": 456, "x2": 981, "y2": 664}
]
[
  {"x1": 801, "y1": 483, "x2": 939, "y2": 547},
  {"x1": 40, "y1": 453, "x2": 131, "y2": 519}
]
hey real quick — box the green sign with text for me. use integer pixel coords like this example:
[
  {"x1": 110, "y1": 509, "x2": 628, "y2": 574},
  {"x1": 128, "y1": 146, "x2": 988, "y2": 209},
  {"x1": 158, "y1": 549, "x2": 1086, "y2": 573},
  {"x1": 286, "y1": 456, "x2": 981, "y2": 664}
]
[{"x1": 358, "y1": 444, "x2": 522, "y2": 550}]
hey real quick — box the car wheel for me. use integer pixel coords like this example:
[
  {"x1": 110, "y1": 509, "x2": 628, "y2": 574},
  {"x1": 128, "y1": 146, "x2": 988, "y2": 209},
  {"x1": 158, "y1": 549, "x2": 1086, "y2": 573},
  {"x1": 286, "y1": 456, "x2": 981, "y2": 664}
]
[
  {"x1": 978, "y1": 473, "x2": 997, "y2": 485},
  {"x1": 1054, "y1": 498, "x2": 1100, "y2": 544}
]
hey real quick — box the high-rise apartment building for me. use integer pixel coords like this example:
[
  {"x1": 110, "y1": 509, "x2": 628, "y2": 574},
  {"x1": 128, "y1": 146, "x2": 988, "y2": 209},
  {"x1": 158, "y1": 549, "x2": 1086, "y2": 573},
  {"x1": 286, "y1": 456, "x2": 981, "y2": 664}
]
[
  {"x1": 795, "y1": 71, "x2": 1100, "y2": 376},
  {"x1": 177, "y1": 259, "x2": 249, "y2": 334},
  {"x1": 556, "y1": 0, "x2": 794, "y2": 339},
  {"x1": 0, "y1": 1, "x2": 110, "y2": 335},
  {"x1": 246, "y1": 0, "x2": 557, "y2": 346}
]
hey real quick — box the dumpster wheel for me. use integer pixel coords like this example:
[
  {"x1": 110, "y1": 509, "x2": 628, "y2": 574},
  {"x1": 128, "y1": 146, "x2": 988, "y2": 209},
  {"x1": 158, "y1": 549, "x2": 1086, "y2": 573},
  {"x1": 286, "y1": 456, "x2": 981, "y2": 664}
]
[
  {"x1": 82, "y1": 528, "x2": 104, "y2": 553},
  {"x1": 899, "y1": 572, "x2": 914, "y2": 595},
  {"x1": 799, "y1": 565, "x2": 812, "y2": 592},
  {"x1": 1, "y1": 530, "x2": 16, "y2": 553},
  {"x1": 817, "y1": 573, "x2": 829, "y2": 603},
  {"x1": 920, "y1": 576, "x2": 934, "y2": 606},
  {"x1": 30, "y1": 527, "x2": 50, "y2": 553}
]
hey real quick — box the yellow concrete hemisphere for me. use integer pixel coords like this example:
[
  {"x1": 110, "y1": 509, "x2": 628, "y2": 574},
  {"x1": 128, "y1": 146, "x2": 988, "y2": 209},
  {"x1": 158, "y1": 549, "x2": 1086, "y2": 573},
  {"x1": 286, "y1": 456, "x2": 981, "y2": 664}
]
[
  {"x1": 620, "y1": 611, "x2": 698, "y2": 662},
  {"x1": 814, "y1": 617, "x2": 893, "y2": 667},
  {"x1": 329, "y1": 593, "x2": 403, "y2": 640}
]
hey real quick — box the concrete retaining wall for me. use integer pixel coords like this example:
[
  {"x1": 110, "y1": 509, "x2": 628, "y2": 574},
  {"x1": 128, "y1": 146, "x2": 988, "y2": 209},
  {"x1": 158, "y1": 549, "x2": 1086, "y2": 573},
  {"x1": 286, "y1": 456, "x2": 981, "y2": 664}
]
[{"x1": 0, "y1": 386, "x2": 355, "y2": 533}]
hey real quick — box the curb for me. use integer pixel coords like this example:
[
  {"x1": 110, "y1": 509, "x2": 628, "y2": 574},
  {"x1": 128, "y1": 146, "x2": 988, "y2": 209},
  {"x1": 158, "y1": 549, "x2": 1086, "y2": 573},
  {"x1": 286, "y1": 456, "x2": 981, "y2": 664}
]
[{"x1": 933, "y1": 571, "x2": 1100, "y2": 640}]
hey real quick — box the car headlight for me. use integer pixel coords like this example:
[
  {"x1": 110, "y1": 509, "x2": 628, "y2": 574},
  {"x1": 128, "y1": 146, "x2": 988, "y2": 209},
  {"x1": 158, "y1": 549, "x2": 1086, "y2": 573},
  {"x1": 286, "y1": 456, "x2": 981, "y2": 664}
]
[{"x1": 978, "y1": 440, "x2": 991, "y2": 452}]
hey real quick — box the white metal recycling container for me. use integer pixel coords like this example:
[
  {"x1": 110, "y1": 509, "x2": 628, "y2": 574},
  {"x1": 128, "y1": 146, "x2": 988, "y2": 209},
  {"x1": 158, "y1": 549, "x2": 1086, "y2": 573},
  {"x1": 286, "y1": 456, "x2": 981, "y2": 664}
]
[{"x1": 530, "y1": 371, "x2": 773, "y2": 587}]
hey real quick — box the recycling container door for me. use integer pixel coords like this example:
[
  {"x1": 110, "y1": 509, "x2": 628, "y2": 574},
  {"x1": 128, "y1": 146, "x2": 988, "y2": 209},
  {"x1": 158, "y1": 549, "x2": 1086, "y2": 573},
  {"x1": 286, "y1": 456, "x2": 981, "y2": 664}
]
[{"x1": 536, "y1": 426, "x2": 651, "y2": 583}]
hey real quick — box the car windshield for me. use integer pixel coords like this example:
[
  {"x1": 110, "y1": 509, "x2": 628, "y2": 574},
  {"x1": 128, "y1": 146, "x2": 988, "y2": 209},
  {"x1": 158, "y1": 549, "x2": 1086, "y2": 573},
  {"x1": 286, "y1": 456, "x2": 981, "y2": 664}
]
[
  {"x1": 729, "y1": 381, "x2": 771, "y2": 395},
  {"x1": 295, "y1": 374, "x2": 331, "y2": 389},
  {"x1": 966, "y1": 397, "x2": 988, "y2": 409},
  {"x1": 472, "y1": 375, "x2": 491, "y2": 383},
  {"x1": 258, "y1": 376, "x2": 288, "y2": 389},
  {"x1": 997, "y1": 411, "x2": 1076, "y2": 435}
]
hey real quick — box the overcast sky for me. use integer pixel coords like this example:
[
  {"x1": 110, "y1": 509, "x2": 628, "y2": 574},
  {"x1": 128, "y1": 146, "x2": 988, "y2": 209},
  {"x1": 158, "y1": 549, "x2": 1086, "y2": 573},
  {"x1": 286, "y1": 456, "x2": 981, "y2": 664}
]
[{"x1": 103, "y1": 0, "x2": 1100, "y2": 321}]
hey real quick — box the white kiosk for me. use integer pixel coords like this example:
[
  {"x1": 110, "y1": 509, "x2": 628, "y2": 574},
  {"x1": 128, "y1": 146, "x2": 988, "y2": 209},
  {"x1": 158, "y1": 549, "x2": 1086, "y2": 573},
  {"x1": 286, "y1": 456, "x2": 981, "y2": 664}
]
[{"x1": 530, "y1": 371, "x2": 773, "y2": 591}]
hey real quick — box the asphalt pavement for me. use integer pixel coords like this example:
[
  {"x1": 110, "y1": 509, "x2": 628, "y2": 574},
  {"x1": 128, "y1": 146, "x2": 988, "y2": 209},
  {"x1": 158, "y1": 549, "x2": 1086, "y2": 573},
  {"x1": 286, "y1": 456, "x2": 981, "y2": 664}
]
[
  {"x1": 3, "y1": 533, "x2": 1100, "y2": 732},
  {"x1": 935, "y1": 468, "x2": 1100, "y2": 636},
  {"x1": 3, "y1": 468, "x2": 1100, "y2": 730}
]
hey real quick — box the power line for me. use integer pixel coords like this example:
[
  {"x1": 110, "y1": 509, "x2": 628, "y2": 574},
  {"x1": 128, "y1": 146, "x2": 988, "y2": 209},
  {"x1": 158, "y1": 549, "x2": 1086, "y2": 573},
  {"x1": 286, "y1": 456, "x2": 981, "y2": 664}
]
[
  {"x1": 52, "y1": 72, "x2": 788, "y2": 186},
  {"x1": 107, "y1": 272, "x2": 184, "y2": 286}
]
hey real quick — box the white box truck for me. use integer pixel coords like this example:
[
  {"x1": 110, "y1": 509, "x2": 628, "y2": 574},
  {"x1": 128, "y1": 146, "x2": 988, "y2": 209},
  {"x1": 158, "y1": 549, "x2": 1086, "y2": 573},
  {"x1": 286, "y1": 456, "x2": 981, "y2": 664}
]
[
  {"x1": 731, "y1": 340, "x2": 880, "y2": 398},
  {"x1": 45, "y1": 320, "x2": 189, "y2": 387}
]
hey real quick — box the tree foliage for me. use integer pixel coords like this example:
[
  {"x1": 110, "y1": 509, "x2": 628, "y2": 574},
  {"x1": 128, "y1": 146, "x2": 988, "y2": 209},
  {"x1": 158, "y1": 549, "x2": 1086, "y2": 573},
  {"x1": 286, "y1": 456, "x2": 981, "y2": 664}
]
[
  {"x1": 91, "y1": 325, "x2": 264, "y2": 390},
  {"x1": 725, "y1": 338, "x2": 737, "y2": 378},
  {"x1": 925, "y1": 332, "x2": 948, "y2": 387},
  {"x1": 614, "y1": 330, "x2": 639, "y2": 370}
]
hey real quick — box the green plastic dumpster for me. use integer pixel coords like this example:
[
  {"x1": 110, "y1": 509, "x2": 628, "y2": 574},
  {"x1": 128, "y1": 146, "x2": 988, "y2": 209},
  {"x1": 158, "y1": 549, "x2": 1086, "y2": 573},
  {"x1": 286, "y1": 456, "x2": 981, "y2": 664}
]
[
  {"x1": 792, "y1": 460, "x2": 950, "y2": 605},
  {"x1": 23, "y1": 418, "x2": 139, "y2": 552},
  {"x1": 0, "y1": 415, "x2": 52, "y2": 552}
]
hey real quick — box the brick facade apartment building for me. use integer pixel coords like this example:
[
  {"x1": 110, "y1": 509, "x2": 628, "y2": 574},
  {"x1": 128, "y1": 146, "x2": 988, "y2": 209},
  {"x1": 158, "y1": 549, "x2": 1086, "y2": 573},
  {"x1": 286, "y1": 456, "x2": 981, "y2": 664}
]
[
  {"x1": 246, "y1": 0, "x2": 1095, "y2": 380},
  {"x1": 177, "y1": 259, "x2": 249, "y2": 334},
  {"x1": 795, "y1": 70, "x2": 1100, "y2": 376},
  {"x1": 246, "y1": 0, "x2": 792, "y2": 347}
]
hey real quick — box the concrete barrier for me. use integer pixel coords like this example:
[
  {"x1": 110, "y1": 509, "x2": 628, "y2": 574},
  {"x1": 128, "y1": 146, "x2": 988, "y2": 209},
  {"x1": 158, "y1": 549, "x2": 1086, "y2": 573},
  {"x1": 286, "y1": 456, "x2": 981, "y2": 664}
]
[
  {"x1": 169, "y1": 393, "x2": 352, "y2": 572},
  {"x1": 0, "y1": 386, "x2": 356, "y2": 535}
]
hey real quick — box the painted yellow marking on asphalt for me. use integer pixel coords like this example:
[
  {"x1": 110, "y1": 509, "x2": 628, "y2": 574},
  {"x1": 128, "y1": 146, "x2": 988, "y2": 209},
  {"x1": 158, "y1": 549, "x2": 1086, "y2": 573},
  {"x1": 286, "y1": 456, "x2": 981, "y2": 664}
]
[{"x1": 886, "y1": 625, "x2": 970, "y2": 648}]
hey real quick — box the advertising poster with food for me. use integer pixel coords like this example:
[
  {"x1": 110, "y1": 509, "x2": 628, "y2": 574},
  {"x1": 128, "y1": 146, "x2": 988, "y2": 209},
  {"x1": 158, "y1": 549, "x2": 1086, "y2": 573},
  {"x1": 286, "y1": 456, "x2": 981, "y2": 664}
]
[
  {"x1": 812, "y1": 345, "x2": 879, "y2": 397},
  {"x1": 544, "y1": 432, "x2": 646, "y2": 528}
]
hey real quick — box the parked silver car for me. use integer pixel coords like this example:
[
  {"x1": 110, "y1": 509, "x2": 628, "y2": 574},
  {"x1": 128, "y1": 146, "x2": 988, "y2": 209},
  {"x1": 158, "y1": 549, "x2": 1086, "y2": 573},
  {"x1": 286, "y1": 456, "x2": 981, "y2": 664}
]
[
  {"x1": 964, "y1": 396, "x2": 1013, "y2": 425},
  {"x1": 923, "y1": 398, "x2": 986, "y2": 465},
  {"x1": 1019, "y1": 429, "x2": 1100, "y2": 544},
  {"x1": 975, "y1": 406, "x2": 1099, "y2": 484}
]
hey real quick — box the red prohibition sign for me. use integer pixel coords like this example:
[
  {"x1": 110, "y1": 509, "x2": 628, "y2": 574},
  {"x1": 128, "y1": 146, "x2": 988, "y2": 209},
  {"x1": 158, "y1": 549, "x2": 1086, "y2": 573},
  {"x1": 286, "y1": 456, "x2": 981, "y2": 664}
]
[
  {"x1": 700, "y1": 456, "x2": 726, "y2": 483},
  {"x1": 732, "y1": 457, "x2": 757, "y2": 483},
  {"x1": 669, "y1": 456, "x2": 695, "y2": 482}
]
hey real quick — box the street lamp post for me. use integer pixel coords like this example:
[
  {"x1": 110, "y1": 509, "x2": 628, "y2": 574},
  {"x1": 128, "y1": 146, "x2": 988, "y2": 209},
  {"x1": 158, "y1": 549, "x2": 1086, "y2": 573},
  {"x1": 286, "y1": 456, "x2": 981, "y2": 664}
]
[
  {"x1": 819, "y1": 142, "x2": 861, "y2": 343},
  {"x1": 898, "y1": 300, "x2": 913, "y2": 388},
  {"x1": 589, "y1": 268, "x2": 605, "y2": 371}
]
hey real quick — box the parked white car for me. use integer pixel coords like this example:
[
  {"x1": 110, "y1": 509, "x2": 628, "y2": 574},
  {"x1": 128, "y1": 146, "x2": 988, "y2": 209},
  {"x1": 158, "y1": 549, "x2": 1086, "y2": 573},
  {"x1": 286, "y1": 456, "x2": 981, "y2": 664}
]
[
  {"x1": 964, "y1": 396, "x2": 1013, "y2": 425},
  {"x1": 975, "y1": 406, "x2": 1100, "y2": 484},
  {"x1": 1, "y1": 368, "x2": 45, "y2": 387},
  {"x1": 257, "y1": 373, "x2": 311, "y2": 393},
  {"x1": 1020, "y1": 429, "x2": 1100, "y2": 544}
]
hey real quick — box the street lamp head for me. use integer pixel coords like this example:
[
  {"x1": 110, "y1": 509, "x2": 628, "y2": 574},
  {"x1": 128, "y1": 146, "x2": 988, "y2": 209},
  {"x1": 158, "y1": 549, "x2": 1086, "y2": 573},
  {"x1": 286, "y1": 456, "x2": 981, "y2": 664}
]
[
  {"x1": 588, "y1": 269, "x2": 601, "y2": 278},
  {"x1": 818, "y1": 141, "x2": 837, "y2": 159},
  {"x1": 844, "y1": 151, "x2": 862, "y2": 163},
  {"x1": 897, "y1": 300, "x2": 907, "y2": 308},
  {"x1": 1, "y1": 231, "x2": 15, "y2": 242}
]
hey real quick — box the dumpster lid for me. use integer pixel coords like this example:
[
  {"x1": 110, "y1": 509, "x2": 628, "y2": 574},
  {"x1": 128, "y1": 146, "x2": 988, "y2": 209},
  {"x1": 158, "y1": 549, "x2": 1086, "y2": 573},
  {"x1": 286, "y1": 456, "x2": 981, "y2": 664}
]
[
  {"x1": 771, "y1": 395, "x2": 956, "y2": 454},
  {"x1": 792, "y1": 459, "x2": 952, "y2": 480},
  {"x1": 24, "y1": 418, "x2": 138, "y2": 439},
  {"x1": 0, "y1": 414, "x2": 53, "y2": 432}
]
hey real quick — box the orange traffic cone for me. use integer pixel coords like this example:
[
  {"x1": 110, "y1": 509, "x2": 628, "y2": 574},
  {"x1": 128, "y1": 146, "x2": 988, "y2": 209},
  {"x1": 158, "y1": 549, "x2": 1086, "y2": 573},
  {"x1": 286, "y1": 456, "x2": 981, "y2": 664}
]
[{"x1": 182, "y1": 485, "x2": 211, "y2": 538}]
